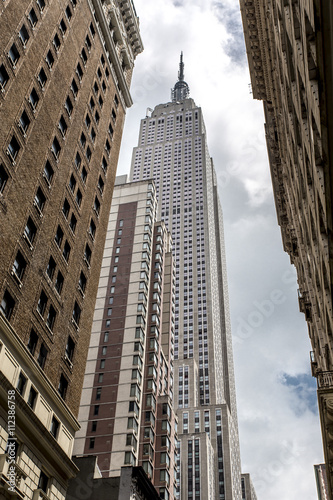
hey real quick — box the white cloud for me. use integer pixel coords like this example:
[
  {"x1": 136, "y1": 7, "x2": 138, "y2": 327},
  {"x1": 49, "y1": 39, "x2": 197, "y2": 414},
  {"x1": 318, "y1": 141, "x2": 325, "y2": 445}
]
[{"x1": 117, "y1": 0, "x2": 324, "y2": 498}]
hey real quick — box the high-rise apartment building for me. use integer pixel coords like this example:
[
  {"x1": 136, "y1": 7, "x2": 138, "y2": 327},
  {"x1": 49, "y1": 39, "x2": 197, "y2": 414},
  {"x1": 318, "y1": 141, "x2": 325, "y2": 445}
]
[
  {"x1": 0, "y1": 0, "x2": 142, "y2": 499},
  {"x1": 74, "y1": 177, "x2": 178, "y2": 500},
  {"x1": 129, "y1": 55, "x2": 243, "y2": 500},
  {"x1": 239, "y1": 0, "x2": 333, "y2": 496}
]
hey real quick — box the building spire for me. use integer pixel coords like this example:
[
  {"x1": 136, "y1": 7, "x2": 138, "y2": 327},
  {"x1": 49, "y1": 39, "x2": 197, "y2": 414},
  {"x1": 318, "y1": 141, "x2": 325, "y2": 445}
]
[{"x1": 171, "y1": 52, "x2": 190, "y2": 102}]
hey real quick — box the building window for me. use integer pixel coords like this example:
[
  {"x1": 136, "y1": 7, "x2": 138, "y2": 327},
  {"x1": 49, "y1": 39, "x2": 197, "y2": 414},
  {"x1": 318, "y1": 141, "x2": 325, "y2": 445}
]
[
  {"x1": 38, "y1": 471, "x2": 48, "y2": 494},
  {"x1": 65, "y1": 336, "x2": 75, "y2": 362},
  {"x1": 76, "y1": 62, "x2": 83, "y2": 81},
  {"x1": 0, "y1": 64, "x2": 9, "y2": 90},
  {"x1": 50, "y1": 416, "x2": 59, "y2": 438},
  {"x1": 37, "y1": 290, "x2": 47, "y2": 316},
  {"x1": 65, "y1": 96, "x2": 73, "y2": 116},
  {"x1": 58, "y1": 374, "x2": 68, "y2": 399},
  {"x1": 59, "y1": 18, "x2": 67, "y2": 36},
  {"x1": 55, "y1": 271, "x2": 64, "y2": 294},
  {"x1": 58, "y1": 115, "x2": 67, "y2": 136},
  {"x1": 69, "y1": 213, "x2": 77, "y2": 233},
  {"x1": 97, "y1": 176, "x2": 104, "y2": 195},
  {"x1": 38, "y1": 67, "x2": 47, "y2": 88},
  {"x1": 89, "y1": 219, "x2": 96, "y2": 240},
  {"x1": 93, "y1": 196, "x2": 100, "y2": 216},
  {"x1": 51, "y1": 137, "x2": 61, "y2": 160},
  {"x1": 27, "y1": 329, "x2": 38, "y2": 355},
  {"x1": 53, "y1": 34, "x2": 61, "y2": 52},
  {"x1": 0, "y1": 164, "x2": 8, "y2": 194},
  {"x1": 81, "y1": 48, "x2": 87, "y2": 65},
  {"x1": 54, "y1": 225, "x2": 64, "y2": 247},
  {"x1": 63, "y1": 240, "x2": 71, "y2": 262},
  {"x1": 65, "y1": 5, "x2": 72, "y2": 21},
  {"x1": 12, "y1": 251, "x2": 26, "y2": 281},
  {"x1": 43, "y1": 161, "x2": 54, "y2": 185},
  {"x1": 19, "y1": 110, "x2": 30, "y2": 135},
  {"x1": 62, "y1": 198, "x2": 70, "y2": 218},
  {"x1": 46, "y1": 50, "x2": 54, "y2": 69},
  {"x1": 36, "y1": 0, "x2": 45, "y2": 12},
  {"x1": 19, "y1": 24, "x2": 30, "y2": 47},
  {"x1": 16, "y1": 372, "x2": 27, "y2": 395},
  {"x1": 76, "y1": 189, "x2": 82, "y2": 207},
  {"x1": 28, "y1": 386, "x2": 37, "y2": 409},
  {"x1": 46, "y1": 304, "x2": 56, "y2": 331},
  {"x1": 34, "y1": 187, "x2": 46, "y2": 214},
  {"x1": 96, "y1": 387, "x2": 101, "y2": 400},
  {"x1": 46, "y1": 256, "x2": 56, "y2": 280},
  {"x1": 28, "y1": 8, "x2": 38, "y2": 27},
  {"x1": 86, "y1": 146, "x2": 92, "y2": 162},
  {"x1": 81, "y1": 168, "x2": 87, "y2": 184},
  {"x1": 24, "y1": 217, "x2": 37, "y2": 246},
  {"x1": 78, "y1": 271, "x2": 87, "y2": 293},
  {"x1": 37, "y1": 342, "x2": 48, "y2": 369},
  {"x1": 84, "y1": 244, "x2": 91, "y2": 266},
  {"x1": 85, "y1": 35, "x2": 91, "y2": 51},
  {"x1": 8, "y1": 43, "x2": 20, "y2": 67},
  {"x1": 29, "y1": 88, "x2": 39, "y2": 111},
  {"x1": 0, "y1": 290, "x2": 15, "y2": 320},
  {"x1": 72, "y1": 301, "x2": 81, "y2": 325},
  {"x1": 7, "y1": 135, "x2": 20, "y2": 162}
]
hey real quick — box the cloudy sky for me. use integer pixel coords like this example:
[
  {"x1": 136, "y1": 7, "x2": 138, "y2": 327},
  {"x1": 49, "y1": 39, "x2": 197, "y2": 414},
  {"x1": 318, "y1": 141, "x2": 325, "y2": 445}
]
[{"x1": 116, "y1": 0, "x2": 324, "y2": 498}]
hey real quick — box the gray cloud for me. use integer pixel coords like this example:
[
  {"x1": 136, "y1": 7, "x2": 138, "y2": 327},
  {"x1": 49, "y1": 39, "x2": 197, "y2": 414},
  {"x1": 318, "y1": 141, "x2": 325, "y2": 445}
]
[{"x1": 212, "y1": 1, "x2": 247, "y2": 65}]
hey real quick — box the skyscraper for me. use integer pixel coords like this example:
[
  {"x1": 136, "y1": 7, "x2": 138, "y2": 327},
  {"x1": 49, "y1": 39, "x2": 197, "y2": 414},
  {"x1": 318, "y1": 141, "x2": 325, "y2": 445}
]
[
  {"x1": 0, "y1": 0, "x2": 142, "y2": 498},
  {"x1": 130, "y1": 55, "x2": 242, "y2": 500}
]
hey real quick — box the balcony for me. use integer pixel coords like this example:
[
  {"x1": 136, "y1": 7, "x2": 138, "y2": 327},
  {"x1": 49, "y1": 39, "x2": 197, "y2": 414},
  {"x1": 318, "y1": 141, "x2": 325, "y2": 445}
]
[{"x1": 316, "y1": 371, "x2": 333, "y2": 500}]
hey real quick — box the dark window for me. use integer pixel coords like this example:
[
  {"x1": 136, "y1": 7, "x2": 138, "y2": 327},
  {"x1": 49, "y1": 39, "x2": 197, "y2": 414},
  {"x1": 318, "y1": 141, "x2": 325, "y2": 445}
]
[
  {"x1": 90, "y1": 22, "x2": 95, "y2": 38},
  {"x1": 102, "y1": 80, "x2": 106, "y2": 93},
  {"x1": 46, "y1": 305, "x2": 56, "y2": 330},
  {"x1": 38, "y1": 471, "x2": 48, "y2": 493},
  {"x1": 34, "y1": 187, "x2": 46, "y2": 213},
  {"x1": 0, "y1": 64, "x2": 9, "y2": 90},
  {"x1": 36, "y1": 0, "x2": 45, "y2": 12},
  {"x1": 51, "y1": 137, "x2": 61, "y2": 160},
  {"x1": 0, "y1": 290, "x2": 15, "y2": 320},
  {"x1": 98, "y1": 95, "x2": 103, "y2": 108},
  {"x1": 100, "y1": 54, "x2": 105, "y2": 66},
  {"x1": 46, "y1": 49, "x2": 54, "y2": 69},
  {"x1": 58, "y1": 115, "x2": 67, "y2": 136},
  {"x1": 69, "y1": 174, "x2": 76, "y2": 192},
  {"x1": 50, "y1": 416, "x2": 59, "y2": 438},
  {"x1": 89, "y1": 438, "x2": 95, "y2": 449},
  {"x1": 80, "y1": 132, "x2": 86, "y2": 148},
  {"x1": 96, "y1": 387, "x2": 101, "y2": 400},
  {"x1": 78, "y1": 271, "x2": 87, "y2": 293},
  {"x1": 105, "y1": 139, "x2": 111, "y2": 156},
  {"x1": 7, "y1": 135, "x2": 20, "y2": 162},
  {"x1": 75, "y1": 189, "x2": 82, "y2": 207},
  {"x1": 97, "y1": 67, "x2": 102, "y2": 80},
  {"x1": 71, "y1": 78, "x2": 78, "y2": 98},
  {"x1": 92, "y1": 421, "x2": 97, "y2": 432},
  {"x1": 89, "y1": 219, "x2": 96, "y2": 239},
  {"x1": 37, "y1": 290, "x2": 47, "y2": 316},
  {"x1": 17, "y1": 372, "x2": 27, "y2": 395},
  {"x1": 85, "y1": 34, "x2": 91, "y2": 51},
  {"x1": 58, "y1": 374, "x2": 68, "y2": 399},
  {"x1": 24, "y1": 217, "x2": 37, "y2": 245},
  {"x1": 28, "y1": 386, "x2": 37, "y2": 409},
  {"x1": 76, "y1": 63, "x2": 83, "y2": 81},
  {"x1": 65, "y1": 336, "x2": 75, "y2": 361},
  {"x1": 112, "y1": 108, "x2": 116, "y2": 122},
  {"x1": 19, "y1": 25, "x2": 30, "y2": 46},
  {"x1": 108, "y1": 123, "x2": 113, "y2": 137},
  {"x1": 38, "y1": 67, "x2": 47, "y2": 88},
  {"x1": 81, "y1": 168, "x2": 87, "y2": 184},
  {"x1": 69, "y1": 213, "x2": 77, "y2": 233},
  {"x1": 59, "y1": 18, "x2": 67, "y2": 35},
  {"x1": 0, "y1": 165, "x2": 8, "y2": 194},
  {"x1": 98, "y1": 176, "x2": 104, "y2": 195},
  {"x1": 65, "y1": 96, "x2": 73, "y2": 116},
  {"x1": 74, "y1": 152, "x2": 81, "y2": 169},
  {"x1": 89, "y1": 97, "x2": 95, "y2": 111},
  {"x1": 27, "y1": 329, "x2": 38, "y2": 355},
  {"x1": 46, "y1": 256, "x2": 56, "y2": 279},
  {"x1": 114, "y1": 94, "x2": 119, "y2": 108},
  {"x1": 13, "y1": 251, "x2": 26, "y2": 281},
  {"x1": 93, "y1": 196, "x2": 100, "y2": 216},
  {"x1": 29, "y1": 88, "x2": 39, "y2": 110},
  {"x1": 105, "y1": 67, "x2": 109, "y2": 80},
  {"x1": 84, "y1": 244, "x2": 91, "y2": 265},
  {"x1": 43, "y1": 160, "x2": 54, "y2": 185},
  {"x1": 90, "y1": 127, "x2": 96, "y2": 143},
  {"x1": 85, "y1": 114, "x2": 91, "y2": 129},
  {"x1": 81, "y1": 48, "x2": 87, "y2": 65},
  {"x1": 102, "y1": 156, "x2": 108, "y2": 173},
  {"x1": 86, "y1": 146, "x2": 92, "y2": 162},
  {"x1": 28, "y1": 8, "x2": 38, "y2": 27},
  {"x1": 93, "y1": 81, "x2": 98, "y2": 94},
  {"x1": 8, "y1": 43, "x2": 20, "y2": 66},
  {"x1": 55, "y1": 271, "x2": 64, "y2": 294},
  {"x1": 19, "y1": 110, "x2": 30, "y2": 135},
  {"x1": 65, "y1": 5, "x2": 72, "y2": 21},
  {"x1": 63, "y1": 241, "x2": 71, "y2": 262},
  {"x1": 54, "y1": 225, "x2": 63, "y2": 247},
  {"x1": 37, "y1": 342, "x2": 48, "y2": 369},
  {"x1": 72, "y1": 301, "x2": 81, "y2": 325},
  {"x1": 94, "y1": 110, "x2": 100, "y2": 124},
  {"x1": 62, "y1": 198, "x2": 70, "y2": 218},
  {"x1": 94, "y1": 405, "x2": 99, "y2": 415},
  {"x1": 53, "y1": 34, "x2": 61, "y2": 52}
]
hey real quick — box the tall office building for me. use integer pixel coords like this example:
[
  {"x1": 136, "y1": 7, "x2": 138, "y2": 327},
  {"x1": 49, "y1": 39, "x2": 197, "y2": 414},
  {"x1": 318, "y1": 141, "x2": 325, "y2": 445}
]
[
  {"x1": 74, "y1": 177, "x2": 178, "y2": 500},
  {"x1": 0, "y1": 0, "x2": 142, "y2": 499},
  {"x1": 239, "y1": 0, "x2": 333, "y2": 495},
  {"x1": 130, "y1": 55, "x2": 242, "y2": 500}
]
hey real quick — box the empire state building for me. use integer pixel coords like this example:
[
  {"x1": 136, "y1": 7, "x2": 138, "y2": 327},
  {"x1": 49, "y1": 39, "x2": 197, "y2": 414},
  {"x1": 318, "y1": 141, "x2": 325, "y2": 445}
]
[{"x1": 130, "y1": 54, "x2": 243, "y2": 500}]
